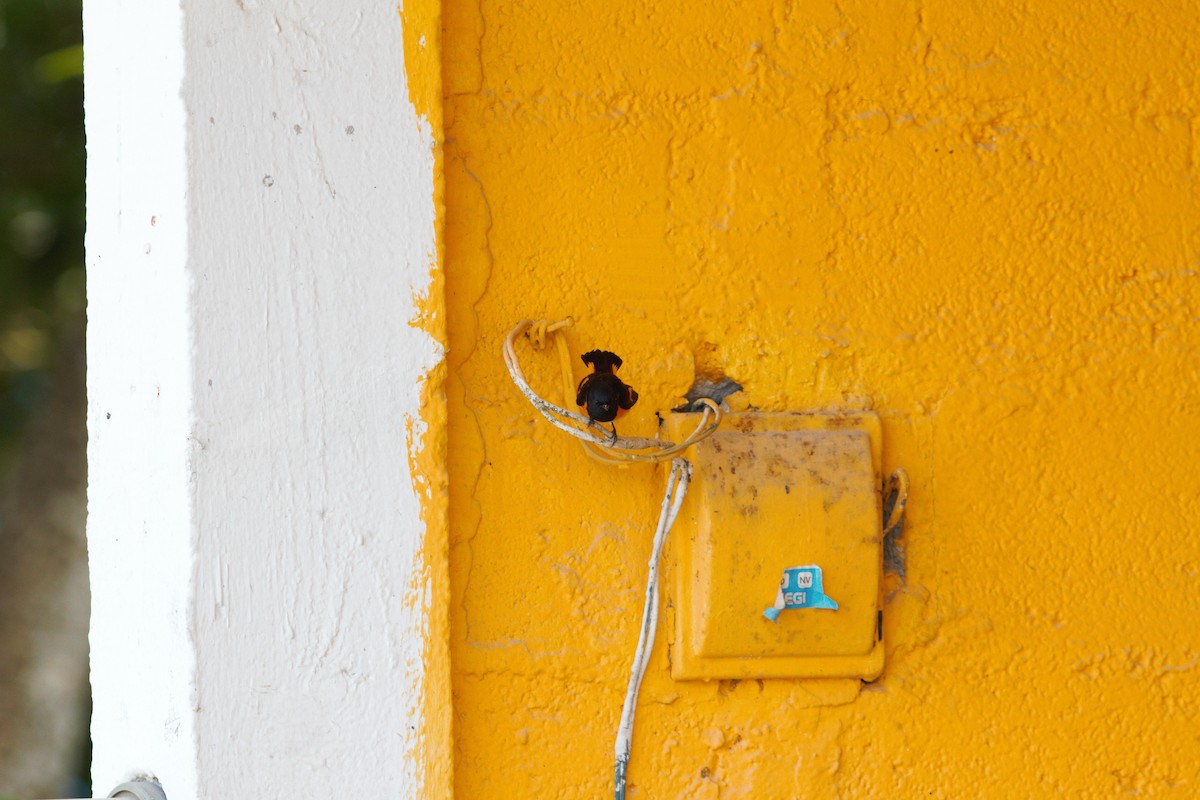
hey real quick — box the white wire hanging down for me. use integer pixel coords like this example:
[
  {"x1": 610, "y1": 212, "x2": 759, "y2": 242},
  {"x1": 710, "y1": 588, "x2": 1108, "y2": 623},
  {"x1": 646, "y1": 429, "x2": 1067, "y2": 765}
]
[
  {"x1": 501, "y1": 317, "x2": 716, "y2": 799},
  {"x1": 613, "y1": 457, "x2": 691, "y2": 800}
]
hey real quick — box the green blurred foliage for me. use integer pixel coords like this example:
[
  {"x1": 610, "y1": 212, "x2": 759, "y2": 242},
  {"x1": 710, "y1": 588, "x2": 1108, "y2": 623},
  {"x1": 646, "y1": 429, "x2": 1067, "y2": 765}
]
[
  {"x1": 0, "y1": 5, "x2": 89, "y2": 794},
  {"x1": 0, "y1": 0, "x2": 84, "y2": 467}
]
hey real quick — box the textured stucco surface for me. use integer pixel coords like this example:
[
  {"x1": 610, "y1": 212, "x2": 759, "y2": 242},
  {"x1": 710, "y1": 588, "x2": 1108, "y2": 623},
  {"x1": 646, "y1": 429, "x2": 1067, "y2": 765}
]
[
  {"x1": 443, "y1": 1, "x2": 1200, "y2": 795},
  {"x1": 86, "y1": 2, "x2": 443, "y2": 797}
]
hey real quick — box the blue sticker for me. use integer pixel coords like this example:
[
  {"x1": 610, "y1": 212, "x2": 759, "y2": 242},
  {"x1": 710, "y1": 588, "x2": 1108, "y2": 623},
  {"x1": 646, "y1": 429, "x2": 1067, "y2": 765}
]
[{"x1": 763, "y1": 565, "x2": 838, "y2": 621}]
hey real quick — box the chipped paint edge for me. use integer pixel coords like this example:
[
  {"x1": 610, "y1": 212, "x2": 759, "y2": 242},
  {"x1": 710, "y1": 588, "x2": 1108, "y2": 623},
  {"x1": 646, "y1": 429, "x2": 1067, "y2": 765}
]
[{"x1": 400, "y1": 1, "x2": 453, "y2": 797}]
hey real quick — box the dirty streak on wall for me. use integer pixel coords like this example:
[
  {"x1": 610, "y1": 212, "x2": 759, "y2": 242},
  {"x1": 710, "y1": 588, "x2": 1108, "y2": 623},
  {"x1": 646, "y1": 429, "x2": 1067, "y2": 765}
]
[{"x1": 441, "y1": 0, "x2": 1200, "y2": 796}]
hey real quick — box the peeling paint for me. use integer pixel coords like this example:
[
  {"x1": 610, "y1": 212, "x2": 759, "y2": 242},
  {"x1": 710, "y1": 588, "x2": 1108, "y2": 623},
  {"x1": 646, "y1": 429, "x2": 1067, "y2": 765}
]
[{"x1": 400, "y1": 0, "x2": 452, "y2": 797}]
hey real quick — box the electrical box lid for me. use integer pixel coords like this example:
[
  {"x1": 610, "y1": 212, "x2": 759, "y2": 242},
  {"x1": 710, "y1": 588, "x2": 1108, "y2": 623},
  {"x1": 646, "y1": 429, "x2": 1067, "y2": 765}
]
[{"x1": 667, "y1": 412, "x2": 884, "y2": 680}]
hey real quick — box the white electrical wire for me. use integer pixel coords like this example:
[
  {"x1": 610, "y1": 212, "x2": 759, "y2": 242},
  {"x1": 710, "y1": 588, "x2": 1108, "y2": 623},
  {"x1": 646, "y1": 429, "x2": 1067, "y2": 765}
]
[
  {"x1": 501, "y1": 317, "x2": 715, "y2": 800},
  {"x1": 613, "y1": 457, "x2": 691, "y2": 800},
  {"x1": 502, "y1": 318, "x2": 722, "y2": 463}
]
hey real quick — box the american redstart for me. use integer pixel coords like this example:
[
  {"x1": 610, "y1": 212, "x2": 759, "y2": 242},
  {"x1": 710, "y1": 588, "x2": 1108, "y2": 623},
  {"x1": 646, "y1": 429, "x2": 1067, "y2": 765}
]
[{"x1": 576, "y1": 349, "x2": 638, "y2": 437}]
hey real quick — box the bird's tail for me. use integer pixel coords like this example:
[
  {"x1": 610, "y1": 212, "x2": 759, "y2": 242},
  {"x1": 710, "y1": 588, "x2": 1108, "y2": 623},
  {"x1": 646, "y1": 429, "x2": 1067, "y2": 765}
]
[{"x1": 581, "y1": 349, "x2": 623, "y2": 373}]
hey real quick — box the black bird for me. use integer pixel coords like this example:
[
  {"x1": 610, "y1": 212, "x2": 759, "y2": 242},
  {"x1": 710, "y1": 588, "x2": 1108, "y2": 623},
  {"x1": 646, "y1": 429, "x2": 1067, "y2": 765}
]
[{"x1": 576, "y1": 349, "x2": 639, "y2": 437}]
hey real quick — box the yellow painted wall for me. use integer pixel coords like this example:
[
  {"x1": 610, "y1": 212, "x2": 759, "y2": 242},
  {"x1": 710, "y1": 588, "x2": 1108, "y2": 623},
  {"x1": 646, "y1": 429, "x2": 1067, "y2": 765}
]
[{"x1": 441, "y1": 1, "x2": 1200, "y2": 795}]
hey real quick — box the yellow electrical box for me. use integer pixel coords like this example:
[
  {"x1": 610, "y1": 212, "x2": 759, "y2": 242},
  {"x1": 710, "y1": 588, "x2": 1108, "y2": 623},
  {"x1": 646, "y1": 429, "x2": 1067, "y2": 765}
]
[{"x1": 667, "y1": 412, "x2": 885, "y2": 680}]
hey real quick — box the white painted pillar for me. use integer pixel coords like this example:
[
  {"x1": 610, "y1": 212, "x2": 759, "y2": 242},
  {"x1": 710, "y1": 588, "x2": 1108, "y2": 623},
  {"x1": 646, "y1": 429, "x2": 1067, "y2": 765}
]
[{"x1": 84, "y1": 2, "x2": 442, "y2": 797}]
